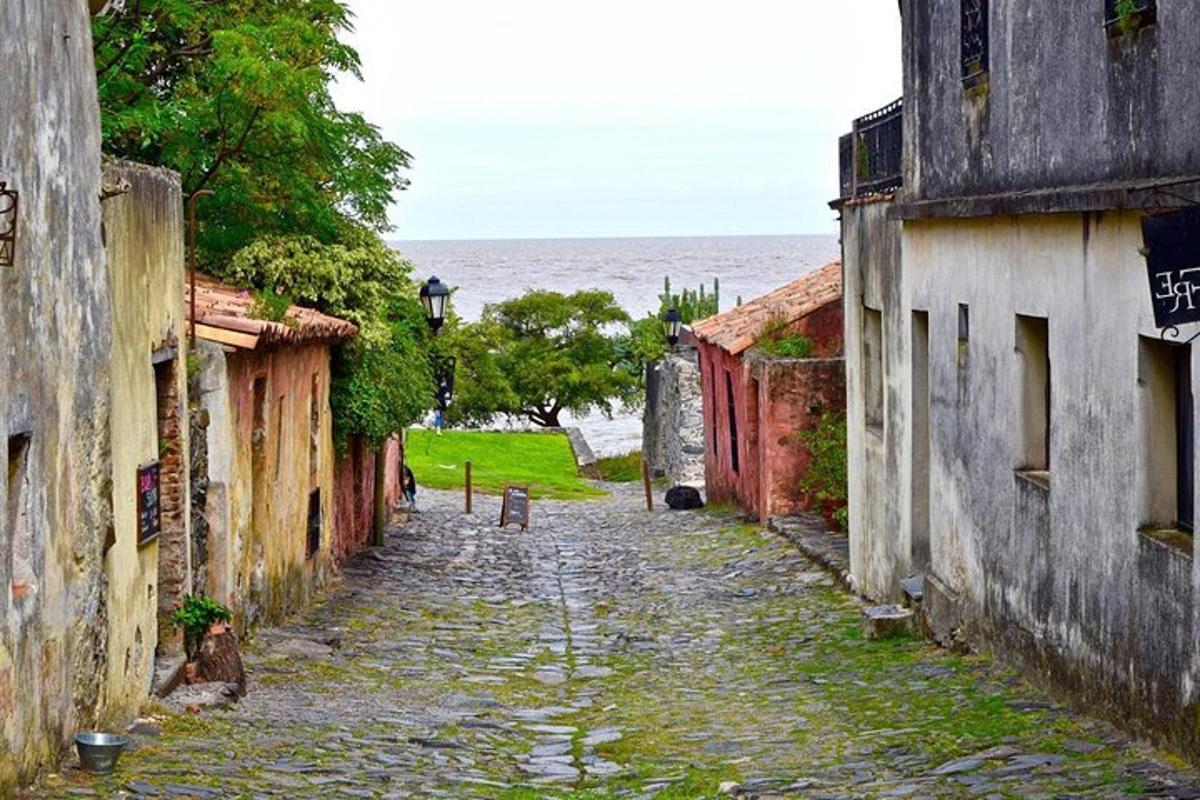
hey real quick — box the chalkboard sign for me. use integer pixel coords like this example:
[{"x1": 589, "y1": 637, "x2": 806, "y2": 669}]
[
  {"x1": 137, "y1": 461, "x2": 161, "y2": 546},
  {"x1": 500, "y1": 486, "x2": 531, "y2": 530}
]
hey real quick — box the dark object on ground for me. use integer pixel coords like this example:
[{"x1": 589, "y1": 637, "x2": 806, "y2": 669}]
[
  {"x1": 194, "y1": 625, "x2": 246, "y2": 695},
  {"x1": 75, "y1": 733, "x2": 129, "y2": 774},
  {"x1": 665, "y1": 485, "x2": 704, "y2": 510}
]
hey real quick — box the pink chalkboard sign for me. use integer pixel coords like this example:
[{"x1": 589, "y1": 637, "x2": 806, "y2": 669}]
[{"x1": 137, "y1": 461, "x2": 161, "y2": 546}]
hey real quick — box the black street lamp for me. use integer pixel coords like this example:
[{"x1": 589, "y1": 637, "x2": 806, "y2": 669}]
[
  {"x1": 419, "y1": 276, "x2": 450, "y2": 333},
  {"x1": 663, "y1": 307, "x2": 682, "y2": 346}
]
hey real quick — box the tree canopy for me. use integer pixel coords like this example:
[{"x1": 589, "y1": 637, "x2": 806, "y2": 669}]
[
  {"x1": 93, "y1": 0, "x2": 410, "y2": 264},
  {"x1": 223, "y1": 224, "x2": 434, "y2": 447},
  {"x1": 442, "y1": 290, "x2": 638, "y2": 429},
  {"x1": 93, "y1": 2, "x2": 434, "y2": 446}
]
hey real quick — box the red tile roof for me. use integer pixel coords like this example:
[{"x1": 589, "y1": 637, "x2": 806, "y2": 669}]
[
  {"x1": 185, "y1": 274, "x2": 358, "y2": 350},
  {"x1": 691, "y1": 260, "x2": 842, "y2": 355}
]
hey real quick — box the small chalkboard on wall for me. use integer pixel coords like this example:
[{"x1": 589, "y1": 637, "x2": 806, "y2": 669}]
[
  {"x1": 500, "y1": 486, "x2": 531, "y2": 531},
  {"x1": 137, "y1": 461, "x2": 161, "y2": 546}
]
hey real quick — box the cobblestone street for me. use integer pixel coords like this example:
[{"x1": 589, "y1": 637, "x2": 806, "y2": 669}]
[{"x1": 34, "y1": 485, "x2": 1200, "y2": 799}]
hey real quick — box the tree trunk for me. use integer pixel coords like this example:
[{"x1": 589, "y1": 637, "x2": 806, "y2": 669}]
[
  {"x1": 529, "y1": 408, "x2": 560, "y2": 427},
  {"x1": 193, "y1": 625, "x2": 246, "y2": 695}
]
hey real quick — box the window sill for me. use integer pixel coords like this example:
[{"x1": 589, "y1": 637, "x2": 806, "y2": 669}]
[
  {"x1": 1014, "y1": 470, "x2": 1050, "y2": 491},
  {"x1": 1138, "y1": 527, "x2": 1193, "y2": 558}
]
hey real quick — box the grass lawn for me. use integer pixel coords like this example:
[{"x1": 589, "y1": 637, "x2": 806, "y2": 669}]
[
  {"x1": 595, "y1": 451, "x2": 644, "y2": 482},
  {"x1": 405, "y1": 429, "x2": 607, "y2": 501}
]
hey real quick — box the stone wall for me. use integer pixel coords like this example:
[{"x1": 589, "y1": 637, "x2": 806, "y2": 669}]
[
  {"x1": 100, "y1": 160, "x2": 189, "y2": 718},
  {"x1": 653, "y1": 350, "x2": 705, "y2": 488},
  {"x1": 0, "y1": 0, "x2": 112, "y2": 789}
]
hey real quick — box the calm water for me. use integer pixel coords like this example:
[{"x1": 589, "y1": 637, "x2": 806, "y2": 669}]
[{"x1": 394, "y1": 235, "x2": 840, "y2": 455}]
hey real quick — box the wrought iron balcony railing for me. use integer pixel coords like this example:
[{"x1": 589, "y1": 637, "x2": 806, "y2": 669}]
[{"x1": 838, "y1": 98, "x2": 903, "y2": 200}]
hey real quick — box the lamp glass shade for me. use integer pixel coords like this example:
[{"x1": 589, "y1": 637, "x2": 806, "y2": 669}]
[
  {"x1": 419, "y1": 276, "x2": 450, "y2": 330},
  {"x1": 663, "y1": 308, "x2": 683, "y2": 345}
]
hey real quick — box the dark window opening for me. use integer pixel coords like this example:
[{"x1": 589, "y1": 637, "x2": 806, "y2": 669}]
[
  {"x1": 251, "y1": 376, "x2": 268, "y2": 459},
  {"x1": 864, "y1": 307, "x2": 884, "y2": 430},
  {"x1": 1015, "y1": 315, "x2": 1051, "y2": 473},
  {"x1": 1178, "y1": 349, "x2": 1194, "y2": 533},
  {"x1": 310, "y1": 374, "x2": 320, "y2": 478},
  {"x1": 7, "y1": 432, "x2": 34, "y2": 601},
  {"x1": 958, "y1": 303, "x2": 970, "y2": 345},
  {"x1": 307, "y1": 490, "x2": 321, "y2": 559},
  {"x1": 726, "y1": 370, "x2": 739, "y2": 474},
  {"x1": 961, "y1": 0, "x2": 989, "y2": 85},
  {"x1": 709, "y1": 362, "x2": 719, "y2": 458},
  {"x1": 1139, "y1": 338, "x2": 1194, "y2": 535}
]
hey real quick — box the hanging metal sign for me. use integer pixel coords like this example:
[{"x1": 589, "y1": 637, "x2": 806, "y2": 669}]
[{"x1": 1144, "y1": 207, "x2": 1200, "y2": 330}]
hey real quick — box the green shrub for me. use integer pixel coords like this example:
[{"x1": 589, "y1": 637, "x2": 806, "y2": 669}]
[
  {"x1": 171, "y1": 594, "x2": 234, "y2": 660},
  {"x1": 798, "y1": 412, "x2": 848, "y2": 531},
  {"x1": 755, "y1": 315, "x2": 815, "y2": 359}
]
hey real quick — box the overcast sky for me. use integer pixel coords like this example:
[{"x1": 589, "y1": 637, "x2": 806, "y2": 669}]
[{"x1": 332, "y1": 2, "x2": 902, "y2": 241}]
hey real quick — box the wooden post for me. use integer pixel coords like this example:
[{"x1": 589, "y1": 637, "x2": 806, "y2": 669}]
[
  {"x1": 465, "y1": 460, "x2": 473, "y2": 514},
  {"x1": 641, "y1": 458, "x2": 654, "y2": 512},
  {"x1": 371, "y1": 444, "x2": 387, "y2": 547}
]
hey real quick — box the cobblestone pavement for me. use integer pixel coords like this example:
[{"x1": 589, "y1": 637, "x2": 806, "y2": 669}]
[{"x1": 33, "y1": 485, "x2": 1200, "y2": 799}]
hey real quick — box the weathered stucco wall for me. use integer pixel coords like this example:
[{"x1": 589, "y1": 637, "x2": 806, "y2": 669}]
[
  {"x1": 901, "y1": 0, "x2": 1200, "y2": 203},
  {"x1": 331, "y1": 436, "x2": 401, "y2": 565},
  {"x1": 843, "y1": 198, "x2": 912, "y2": 602},
  {"x1": 196, "y1": 343, "x2": 336, "y2": 632},
  {"x1": 749, "y1": 356, "x2": 846, "y2": 524},
  {"x1": 101, "y1": 160, "x2": 188, "y2": 721},
  {"x1": 858, "y1": 207, "x2": 1200, "y2": 756},
  {"x1": 700, "y1": 305, "x2": 845, "y2": 521},
  {"x1": 643, "y1": 350, "x2": 705, "y2": 488},
  {"x1": 0, "y1": 0, "x2": 112, "y2": 789}
]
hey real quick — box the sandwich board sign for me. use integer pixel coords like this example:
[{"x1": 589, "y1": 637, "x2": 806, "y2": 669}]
[{"x1": 500, "y1": 486, "x2": 530, "y2": 530}]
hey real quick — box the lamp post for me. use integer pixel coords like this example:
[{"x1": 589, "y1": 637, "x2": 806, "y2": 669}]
[
  {"x1": 419, "y1": 276, "x2": 450, "y2": 334},
  {"x1": 663, "y1": 307, "x2": 683, "y2": 347}
]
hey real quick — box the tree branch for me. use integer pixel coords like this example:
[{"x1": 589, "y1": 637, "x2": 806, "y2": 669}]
[{"x1": 186, "y1": 106, "x2": 262, "y2": 195}]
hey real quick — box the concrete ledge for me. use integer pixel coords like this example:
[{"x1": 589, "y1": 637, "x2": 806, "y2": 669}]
[
  {"x1": 767, "y1": 513, "x2": 851, "y2": 592},
  {"x1": 556, "y1": 426, "x2": 600, "y2": 479}
]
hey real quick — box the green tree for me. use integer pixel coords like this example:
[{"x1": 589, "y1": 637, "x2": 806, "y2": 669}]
[
  {"x1": 445, "y1": 290, "x2": 637, "y2": 428},
  {"x1": 92, "y1": 0, "x2": 409, "y2": 263},
  {"x1": 224, "y1": 225, "x2": 434, "y2": 447}
]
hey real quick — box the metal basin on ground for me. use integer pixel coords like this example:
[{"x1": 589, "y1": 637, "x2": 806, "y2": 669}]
[{"x1": 75, "y1": 732, "x2": 129, "y2": 774}]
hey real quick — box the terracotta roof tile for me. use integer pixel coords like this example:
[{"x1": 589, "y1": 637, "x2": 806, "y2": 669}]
[
  {"x1": 185, "y1": 274, "x2": 357, "y2": 350},
  {"x1": 691, "y1": 260, "x2": 842, "y2": 355}
]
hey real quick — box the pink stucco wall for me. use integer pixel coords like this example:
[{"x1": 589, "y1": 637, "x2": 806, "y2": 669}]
[
  {"x1": 331, "y1": 436, "x2": 401, "y2": 566},
  {"x1": 698, "y1": 298, "x2": 846, "y2": 522}
]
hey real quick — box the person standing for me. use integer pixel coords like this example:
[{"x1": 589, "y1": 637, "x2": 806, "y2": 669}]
[{"x1": 403, "y1": 465, "x2": 418, "y2": 512}]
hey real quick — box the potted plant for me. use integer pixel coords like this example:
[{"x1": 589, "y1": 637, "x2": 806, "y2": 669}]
[{"x1": 171, "y1": 594, "x2": 234, "y2": 664}]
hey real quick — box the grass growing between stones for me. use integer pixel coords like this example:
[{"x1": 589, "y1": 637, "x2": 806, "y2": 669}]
[{"x1": 406, "y1": 428, "x2": 606, "y2": 500}]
